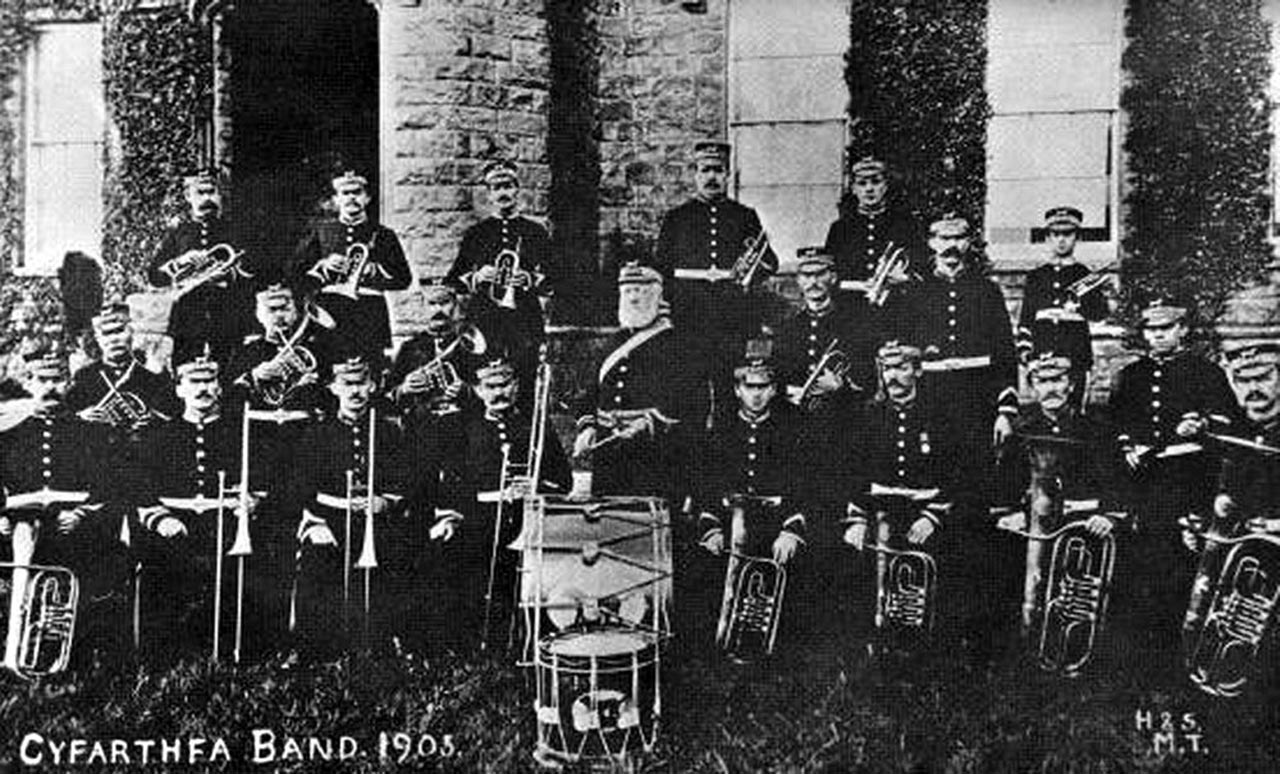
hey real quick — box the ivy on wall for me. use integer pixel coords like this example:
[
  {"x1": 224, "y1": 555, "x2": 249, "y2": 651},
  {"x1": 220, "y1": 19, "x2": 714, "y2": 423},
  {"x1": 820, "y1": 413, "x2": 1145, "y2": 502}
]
[
  {"x1": 102, "y1": 5, "x2": 211, "y2": 299},
  {"x1": 845, "y1": 0, "x2": 990, "y2": 229},
  {"x1": 1120, "y1": 0, "x2": 1273, "y2": 333}
]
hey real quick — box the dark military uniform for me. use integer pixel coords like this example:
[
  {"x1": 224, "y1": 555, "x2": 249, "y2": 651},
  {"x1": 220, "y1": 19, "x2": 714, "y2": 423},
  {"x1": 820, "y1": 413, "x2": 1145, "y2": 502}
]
[
  {"x1": 228, "y1": 316, "x2": 337, "y2": 417},
  {"x1": 652, "y1": 197, "x2": 776, "y2": 416},
  {"x1": 150, "y1": 217, "x2": 257, "y2": 366},
  {"x1": 1018, "y1": 261, "x2": 1109, "y2": 376},
  {"x1": 774, "y1": 295, "x2": 878, "y2": 413},
  {"x1": 447, "y1": 215, "x2": 556, "y2": 353},
  {"x1": 291, "y1": 218, "x2": 412, "y2": 358},
  {"x1": 823, "y1": 200, "x2": 926, "y2": 284},
  {"x1": 1109, "y1": 349, "x2": 1237, "y2": 649}
]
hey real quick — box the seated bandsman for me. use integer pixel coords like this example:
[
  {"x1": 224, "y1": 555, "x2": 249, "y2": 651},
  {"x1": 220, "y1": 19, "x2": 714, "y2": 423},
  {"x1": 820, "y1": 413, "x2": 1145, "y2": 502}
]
[
  {"x1": 694, "y1": 339, "x2": 808, "y2": 653},
  {"x1": 452, "y1": 355, "x2": 572, "y2": 646},
  {"x1": 0, "y1": 338, "x2": 124, "y2": 662},
  {"x1": 291, "y1": 169, "x2": 413, "y2": 362},
  {"x1": 134, "y1": 348, "x2": 263, "y2": 657},
  {"x1": 292, "y1": 354, "x2": 425, "y2": 654},
  {"x1": 842, "y1": 341, "x2": 959, "y2": 654},
  {"x1": 572, "y1": 263, "x2": 705, "y2": 504},
  {"x1": 1002, "y1": 347, "x2": 1123, "y2": 645},
  {"x1": 1108, "y1": 298, "x2": 1237, "y2": 655},
  {"x1": 66, "y1": 302, "x2": 179, "y2": 438},
  {"x1": 388, "y1": 278, "x2": 487, "y2": 431},
  {"x1": 149, "y1": 168, "x2": 258, "y2": 366}
]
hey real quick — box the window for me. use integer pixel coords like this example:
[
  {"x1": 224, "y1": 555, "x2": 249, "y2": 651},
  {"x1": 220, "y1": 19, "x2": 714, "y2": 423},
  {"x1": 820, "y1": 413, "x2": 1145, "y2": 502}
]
[
  {"x1": 985, "y1": 0, "x2": 1123, "y2": 265},
  {"x1": 1265, "y1": 1, "x2": 1280, "y2": 238},
  {"x1": 21, "y1": 23, "x2": 104, "y2": 275},
  {"x1": 728, "y1": 0, "x2": 847, "y2": 269}
]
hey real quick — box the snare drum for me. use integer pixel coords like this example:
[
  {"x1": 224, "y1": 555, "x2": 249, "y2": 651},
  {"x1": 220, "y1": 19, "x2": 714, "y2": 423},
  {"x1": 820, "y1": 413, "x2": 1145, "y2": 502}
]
[{"x1": 534, "y1": 627, "x2": 660, "y2": 766}]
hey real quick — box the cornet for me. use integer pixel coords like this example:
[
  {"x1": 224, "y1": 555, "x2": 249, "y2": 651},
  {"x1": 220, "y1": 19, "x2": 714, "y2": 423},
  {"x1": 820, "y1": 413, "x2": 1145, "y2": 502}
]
[
  {"x1": 488, "y1": 239, "x2": 536, "y2": 310},
  {"x1": 80, "y1": 372, "x2": 151, "y2": 428},
  {"x1": 162, "y1": 243, "x2": 246, "y2": 298},
  {"x1": 258, "y1": 325, "x2": 319, "y2": 408},
  {"x1": 792, "y1": 339, "x2": 852, "y2": 406},
  {"x1": 731, "y1": 228, "x2": 771, "y2": 291},
  {"x1": 401, "y1": 326, "x2": 487, "y2": 409},
  {"x1": 863, "y1": 244, "x2": 907, "y2": 307}
]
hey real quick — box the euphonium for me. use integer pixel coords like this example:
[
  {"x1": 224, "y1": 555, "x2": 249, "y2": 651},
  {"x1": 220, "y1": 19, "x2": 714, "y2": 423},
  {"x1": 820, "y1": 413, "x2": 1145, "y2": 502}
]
[
  {"x1": 731, "y1": 227, "x2": 770, "y2": 290},
  {"x1": 3, "y1": 522, "x2": 78, "y2": 679},
  {"x1": 717, "y1": 551, "x2": 786, "y2": 662},
  {"x1": 1038, "y1": 521, "x2": 1115, "y2": 676},
  {"x1": 871, "y1": 511, "x2": 936, "y2": 643},
  {"x1": 1185, "y1": 530, "x2": 1280, "y2": 697},
  {"x1": 163, "y1": 243, "x2": 245, "y2": 298}
]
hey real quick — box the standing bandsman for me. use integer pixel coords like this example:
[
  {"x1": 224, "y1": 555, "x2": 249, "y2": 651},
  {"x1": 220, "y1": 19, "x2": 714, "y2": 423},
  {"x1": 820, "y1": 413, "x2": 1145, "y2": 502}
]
[
  {"x1": 446, "y1": 159, "x2": 556, "y2": 394},
  {"x1": 291, "y1": 170, "x2": 413, "y2": 362},
  {"x1": 453, "y1": 355, "x2": 572, "y2": 645},
  {"x1": 1017, "y1": 207, "x2": 1111, "y2": 399},
  {"x1": 149, "y1": 168, "x2": 257, "y2": 366},
  {"x1": 1109, "y1": 299, "x2": 1237, "y2": 656},
  {"x1": 388, "y1": 278, "x2": 487, "y2": 431},
  {"x1": 695, "y1": 340, "x2": 808, "y2": 651},
  {"x1": 573, "y1": 263, "x2": 705, "y2": 503},
  {"x1": 66, "y1": 302, "x2": 179, "y2": 437},
  {"x1": 652, "y1": 141, "x2": 776, "y2": 421},
  {"x1": 823, "y1": 155, "x2": 926, "y2": 288},
  {"x1": 841, "y1": 342, "x2": 959, "y2": 654}
]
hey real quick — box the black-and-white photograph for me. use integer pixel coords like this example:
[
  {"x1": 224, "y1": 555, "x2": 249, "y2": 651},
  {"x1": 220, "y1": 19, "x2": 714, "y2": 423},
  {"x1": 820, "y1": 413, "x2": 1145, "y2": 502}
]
[{"x1": 2, "y1": 0, "x2": 1280, "y2": 771}]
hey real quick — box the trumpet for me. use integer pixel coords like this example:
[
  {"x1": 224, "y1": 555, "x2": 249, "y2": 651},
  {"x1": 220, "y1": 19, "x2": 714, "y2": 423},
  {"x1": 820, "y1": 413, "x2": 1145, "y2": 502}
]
[
  {"x1": 1063, "y1": 260, "x2": 1118, "y2": 302},
  {"x1": 1185, "y1": 529, "x2": 1280, "y2": 697},
  {"x1": 792, "y1": 339, "x2": 852, "y2": 406},
  {"x1": 323, "y1": 242, "x2": 372, "y2": 300},
  {"x1": 731, "y1": 227, "x2": 771, "y2": 290},
  {"x1": 2, "y1": 522, "x2": 79, "y2": 679},
  {"x1": 162, "y1": 243, "x2": 246, "y2": 298},
  {"x1": 717, "y1": 550, "x2": 786, "y2": 662}
]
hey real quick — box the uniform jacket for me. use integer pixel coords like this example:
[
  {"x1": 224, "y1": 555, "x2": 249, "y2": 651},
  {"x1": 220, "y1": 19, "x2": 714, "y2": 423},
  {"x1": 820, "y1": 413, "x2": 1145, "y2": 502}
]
[
  {"x1": 66, "y1": 356, "x2": 180, "y2": 426},
  {"x1": 227, "y1": 316, "x2": 338, "y2": 415},
  {"x1": 447, "y1": 215, "x2": 556, "y2": 344},
  {"x1": 823, "y1": 200, "x2": 926, "y2": 283},
  {"x1": 1109, "y1": 351, "x2": 1236, "y2": 450}
]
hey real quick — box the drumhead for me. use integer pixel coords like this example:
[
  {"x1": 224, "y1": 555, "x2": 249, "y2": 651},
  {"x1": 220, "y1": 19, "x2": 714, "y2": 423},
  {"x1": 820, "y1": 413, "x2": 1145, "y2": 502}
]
[{"x1": 542, "y1": 628, "x2": 656, "y2": 659}]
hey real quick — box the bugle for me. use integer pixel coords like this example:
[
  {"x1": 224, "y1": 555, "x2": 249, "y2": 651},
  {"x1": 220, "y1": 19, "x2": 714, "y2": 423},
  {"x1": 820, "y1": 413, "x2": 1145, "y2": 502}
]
[
  {"x1": 355, "y1": 408, "x2": 378, "y2": 641},
  {"x1": 2, "y1": 521, "x2": 79, "y2": 679}
]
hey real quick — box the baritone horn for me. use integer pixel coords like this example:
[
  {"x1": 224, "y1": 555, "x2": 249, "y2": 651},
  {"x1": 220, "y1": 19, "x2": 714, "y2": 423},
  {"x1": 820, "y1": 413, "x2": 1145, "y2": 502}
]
[
  {"x1": 2, "y1": 521, "x2": 79, "y2": 679},
  {"x1": 1038, "y1": 520, "x2": 1116, "y2": 676},
  {"x1": 871, "y1": 515, "x2": 936, "y2": 641},
  {"x1": 717, "y1": 550, "x2": 786, "y2": 662},
  {"x1": 163, "y1": 243, "x2": 246, "y2": 298},
  {"x1": 1185, "y1": 530, "x2": 1280, "y2": 698}
]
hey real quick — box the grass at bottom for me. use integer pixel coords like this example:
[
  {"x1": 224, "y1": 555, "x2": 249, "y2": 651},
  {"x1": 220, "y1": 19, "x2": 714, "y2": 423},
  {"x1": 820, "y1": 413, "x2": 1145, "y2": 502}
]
[{"x1": 1, "y1": 631, "x2": 1277, "y2": 774}]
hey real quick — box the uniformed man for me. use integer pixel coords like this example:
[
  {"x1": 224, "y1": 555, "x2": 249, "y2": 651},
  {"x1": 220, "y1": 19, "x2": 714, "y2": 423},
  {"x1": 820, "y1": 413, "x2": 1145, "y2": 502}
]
[
  {"x1": 573, "y1": 263, "x2": 705, "y2": 504},
  {"x1": 1002, "y1": 348, "x2": 1122, "y2": 647},
  {"x1": 885, "y1": 213, "x2": 1019, "y2": 488},
  {"x1": 229, "y1": 281, "x2": 336, "y2": 420},
  {"x1": 387, "y1": 278, "x2": 487, "y2": 430},
  {"x1": 823, "y1": 155, "x2": 926, "y2": 289},
  {"x1": 0, "y1": 338, "x2": 124, "y2": 660},
  {"x1": 292, "y1": 355, "x2": 428, "y2": 654},
  {"x1": 1016, "y1": 206, "x2": 1111, "y2": 400},
  {"x1": 695, "y1": 339, "x2": 808, "y2": 655},
  {"x1": 841, "y1": 341, "x2": 958, "y2": 655},
  {"x1": 291, "y1": 170, "x2": 413, "y2": 362},
  {"x1": 446, "y1": 158, "x2": 557, "y2": 395},
  {"x1": 149, "y1": 168, "x2": 257, "y2": 366},
  {"x1": 66, "y1": 302, "x2": 179, "y2": 436},
  {"x1": 1182, "y1": 341, "x2": 1280, "y2": 665},
  {"x1": 1109, "y1": 299, "x2": 1237, "y2": 656},
  {"x1": 134, "y1": 349, "x2": 263, "y2": 657},
  {"x1": 651, "y1": 141, "x2": 776, "y2": 422},
  {"x1": 453, "y1": 355, "x2": 572, "y2": 646}
]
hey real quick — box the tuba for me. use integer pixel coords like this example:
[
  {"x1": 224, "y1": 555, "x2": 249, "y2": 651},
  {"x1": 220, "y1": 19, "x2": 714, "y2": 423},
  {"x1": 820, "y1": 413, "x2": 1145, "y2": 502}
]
[
  {"x1": 3, "y1": 522, "x2": 78, "y2": 679},
  {"x1": 717, "y1": 551, "x2": 786, "y2": 662},
  {"x1": 1185, "y1": 530, "x2": 1280, "y2": 697},
  {"x1": 163, "y1": 244, "x2": 246, "y2": 298},
  {"x1": 731, "y1": 228, "x2": 770, "y2": 291}
]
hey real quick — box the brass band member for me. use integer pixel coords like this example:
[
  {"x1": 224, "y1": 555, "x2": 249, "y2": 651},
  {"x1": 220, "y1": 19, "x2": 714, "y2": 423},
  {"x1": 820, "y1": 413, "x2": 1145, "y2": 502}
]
[
  {"x1": 453, "y1": 356, "x2": 571, "y2": 645},
  {"x1": 1016, "y1": 207, "x2": 1111, "y2": 399},
  {"x1": 695, "y1": 341, "x2": 807, "y2": 647},
  {"x1": 1109, "y1": 299, "x2": 1237, "y2": 657},
  {"x1": 446, "y1": 159, "x2": 556, "y2": 395},
  {"x1": 148, "y1": 168, "x2": 256, "y2": 366},
  {"x1": 651, "y1": 141, "x2": 777, "y2": 422},
  {"x1": 1005, "y1": 348, "x2": 1122, "y2": 642},
  {"x1": 573, "y1": 263, "x2": 705, "y2": 502},
  {"x1": 292, "y1": 355, "x2": 414, "y2": 654},
  {"x1": 1183, "y1": 342, "x2": 1280, "y2": 655},
  {"x1": 388, "y1": 278, "x2": 487, "y2": 430},
  {"x1": 0, "y1": 339, "x2": 122, "y2": 653},
  {"x1": 823, "y1": 154, "x2": 926, "y2": 286},
  {"x1": 292, "y1": 170, "x2": 413, "y2": 361},
  {"x1": 842, "y1": 341, "x2": 957, "y2": 653},
  {"x1": 66, "y1": 302, "x2": 179, "y2": 435},
  {"x1": 134, "y1": 350, "x2": 261, "y2": 656},
  {"x1": 230, "y1": 280, "x2": 336, "y2": 417}
]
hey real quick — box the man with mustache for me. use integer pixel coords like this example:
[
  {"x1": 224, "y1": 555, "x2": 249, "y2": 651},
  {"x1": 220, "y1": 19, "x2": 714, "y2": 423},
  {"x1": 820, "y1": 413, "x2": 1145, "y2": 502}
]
[
  {"x1": 451, "y1": 356, "x2": 571, "y2": 647},
  {"x1": 388, "y1": 278, "x2": 487, "y2": 430},
  {"x1": 292, "y1": 169, "x2": 413, "y2": 363},
  {"x1": 823, "y1": 155, "x2": 926, "y2": 287},
  {"x1": 149, "y1": 168, "x2": 258, "y2": 366},
  {"x1": 446, "y1": 159, "x2": 557, "y2": 399},
  {"x1": 573, "y1": 263, "x2": 704, "y2": 503},
  {"x1": 652, "y1": 141, "x2": 776, "y2": 426},
  {"x1": 66, "y1": 302, "x2": 179, "y2": 438},
  {"x1": 230, "y1": 280, "x2": 336, "y2": 419},
  {"x1": 1108, "y1": 299, "x2": 1237, "y2": 661}
]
